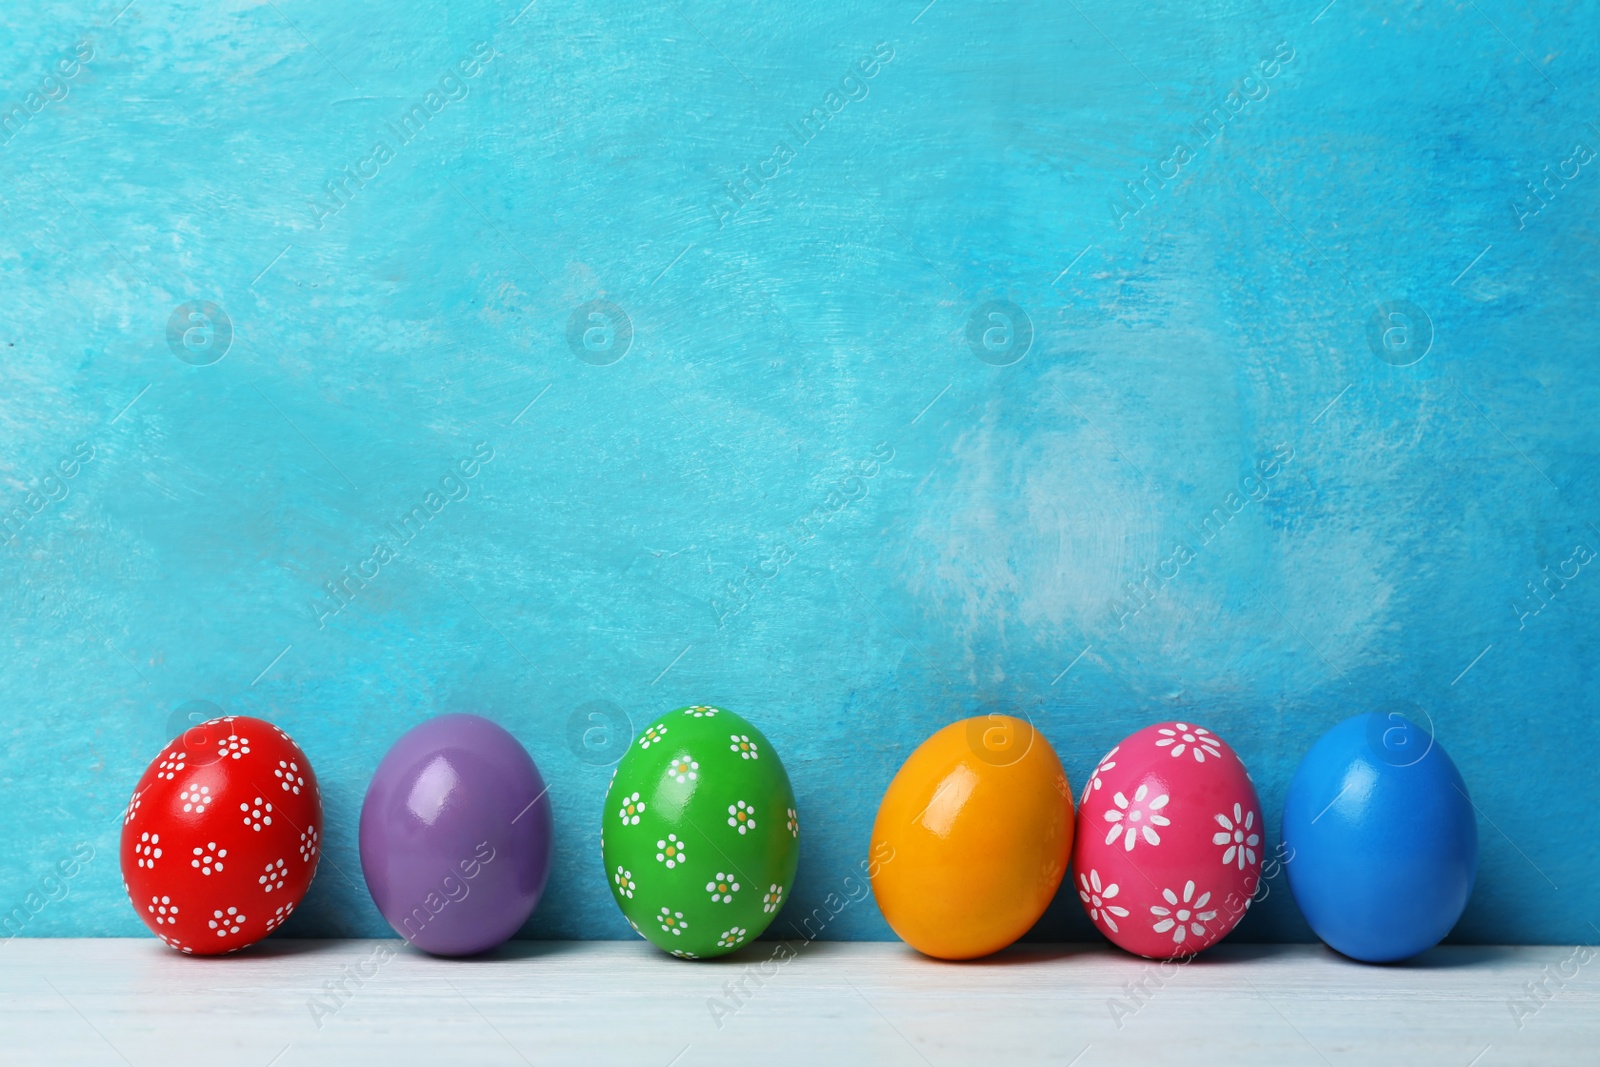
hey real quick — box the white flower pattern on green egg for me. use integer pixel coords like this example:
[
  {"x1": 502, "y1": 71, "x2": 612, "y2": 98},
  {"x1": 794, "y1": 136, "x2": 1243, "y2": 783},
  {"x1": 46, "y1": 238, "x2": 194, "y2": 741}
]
[
  {"x1": 618, "y1": 792, "x2": 646, "y2": 825},
  {"x1": 601, "y1": 706, "x2": 799, "y2": 959},
  {"x1": 656, "y1": 834, "x2": 687, "y2": 868},
  {"x1": 706, "y1": 872, "x2": 740, "y2": 902}
]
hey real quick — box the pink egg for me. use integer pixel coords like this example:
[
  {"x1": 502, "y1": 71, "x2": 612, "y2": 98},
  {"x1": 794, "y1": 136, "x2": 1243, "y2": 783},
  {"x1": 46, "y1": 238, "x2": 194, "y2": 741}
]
[{"x1": 1071, "y1": 721, "x2": 1263, "y2": 959}]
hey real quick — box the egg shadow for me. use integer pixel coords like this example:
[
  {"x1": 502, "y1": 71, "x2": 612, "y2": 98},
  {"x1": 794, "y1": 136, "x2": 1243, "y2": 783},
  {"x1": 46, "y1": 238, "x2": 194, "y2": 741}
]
[
  {"x1": 1176, "y1": 943, "x2": 1303, "y2": 967},
  {"x1": 476, "y1": 939, "x2": 584, "y2": 961},
  {"x1": 210, "y1": 937, "x2": 355, "y2": 960},
  {"x1": 394, "y1": 938, "x2": 581, "y2": 963},
  {"x1": 852, "y1": 941, "x2": 1106, "y2": 967},
  {"x1": 1339, "y1": 943, "x2": 1526, "y2": 970}
]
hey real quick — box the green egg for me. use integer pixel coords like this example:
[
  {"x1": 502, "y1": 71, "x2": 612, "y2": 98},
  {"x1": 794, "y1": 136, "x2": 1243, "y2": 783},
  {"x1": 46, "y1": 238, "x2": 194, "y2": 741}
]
[{"x1": 601, "y1": 705, "x2": 800, "y2": 959}]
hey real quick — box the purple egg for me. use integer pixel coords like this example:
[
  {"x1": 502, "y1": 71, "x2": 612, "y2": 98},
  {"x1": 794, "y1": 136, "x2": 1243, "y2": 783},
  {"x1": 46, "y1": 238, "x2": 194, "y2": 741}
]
[{"x1": 360, "y1": 714, "x2": 553, "y2": 956}]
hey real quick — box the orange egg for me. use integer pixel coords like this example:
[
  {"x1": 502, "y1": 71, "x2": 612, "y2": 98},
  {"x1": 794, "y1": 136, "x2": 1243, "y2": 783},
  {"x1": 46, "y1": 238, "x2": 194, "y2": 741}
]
[{"x1": 870, "y1": 715, "x2": 1074, "y2": 959}]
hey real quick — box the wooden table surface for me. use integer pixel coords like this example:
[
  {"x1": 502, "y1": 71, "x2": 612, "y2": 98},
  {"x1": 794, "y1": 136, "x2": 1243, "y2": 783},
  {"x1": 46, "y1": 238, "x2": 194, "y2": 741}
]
[{"x1": 1, "y1": 940, "x2": 1592, "y2": 1065}]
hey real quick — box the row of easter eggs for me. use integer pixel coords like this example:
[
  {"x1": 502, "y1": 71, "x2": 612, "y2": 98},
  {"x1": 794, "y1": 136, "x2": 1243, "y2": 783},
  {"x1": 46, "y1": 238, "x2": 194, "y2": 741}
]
[{"x1": 120, "y1": 707, "x2": 1476, "y2": 964}]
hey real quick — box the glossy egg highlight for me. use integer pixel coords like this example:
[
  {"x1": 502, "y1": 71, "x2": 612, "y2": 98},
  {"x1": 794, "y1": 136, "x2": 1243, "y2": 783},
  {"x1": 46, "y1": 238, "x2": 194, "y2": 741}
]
[
  {"x1": 360, "y1": 714, "x2": 554, "y2": 956},
  {"x1": 121, "y1": 715, "x2": 322, "y2": 955},
  {"x1": 1282, "y1": 713, "x2": 1477, "y2": 962},
  {"x1": 601, "y1": 705, "x2": 800, "y2": 959},
  {"x1": 1072, "y1": 721, "x2": 1263, "y2": 959},
  {"x1": 870, "y1": 715, "x2": 1074, "y2": 960}
]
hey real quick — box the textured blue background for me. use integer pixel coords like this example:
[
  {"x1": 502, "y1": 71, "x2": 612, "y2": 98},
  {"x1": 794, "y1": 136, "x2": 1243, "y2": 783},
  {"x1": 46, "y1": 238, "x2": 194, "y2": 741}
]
[{"x1": 1, "y1": 0, "x2": 1596, "y2": 945}]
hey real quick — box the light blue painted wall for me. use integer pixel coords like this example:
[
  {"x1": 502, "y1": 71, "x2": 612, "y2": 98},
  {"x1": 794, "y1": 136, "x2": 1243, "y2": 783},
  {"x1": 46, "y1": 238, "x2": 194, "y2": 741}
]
[{"x1": 1, "y1": 0, "x2": 1596, "y2": 945}]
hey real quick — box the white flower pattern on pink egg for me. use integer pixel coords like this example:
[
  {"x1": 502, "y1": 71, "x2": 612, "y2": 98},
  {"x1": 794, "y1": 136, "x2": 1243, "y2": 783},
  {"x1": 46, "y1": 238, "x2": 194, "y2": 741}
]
[
  {"x1": 1213, "y1": 803, "x2": 1260, "y2": 869},
  {"x1": 1077, "y1": 869, "x2": 1129, "y2": 933},
  {"x1": 1155, "y1": 723, "x2": 1221, "y2": 762},
  {"x1": 1080, "y1": 745, "x2": 1119, "y2": 806},
  {"x1": 1074, "y1": 721, "x2": 1260, "y2": 960},
  {"x1": 1103, "y1": 784, "x2": 1170, "y2": 850},
  {"x1": 1150, "y1": 880, "x2": 1218, "y2": 946}
]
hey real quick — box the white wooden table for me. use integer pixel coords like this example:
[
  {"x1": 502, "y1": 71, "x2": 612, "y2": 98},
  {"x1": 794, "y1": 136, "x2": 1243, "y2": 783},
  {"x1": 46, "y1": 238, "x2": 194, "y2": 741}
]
[{"x1": 1, "y1": 940, "x2": 1592, "y2": 1065}]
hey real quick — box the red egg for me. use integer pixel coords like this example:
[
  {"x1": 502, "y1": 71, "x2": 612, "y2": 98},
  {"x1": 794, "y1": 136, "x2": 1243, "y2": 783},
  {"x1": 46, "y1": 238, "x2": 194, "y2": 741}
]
[
  {"x1": 1072, "y1": 721, "x2": 1262, "y2": 959},
  {"x1": 120, "y1": 716, "x2": 322, "y2": 955}
]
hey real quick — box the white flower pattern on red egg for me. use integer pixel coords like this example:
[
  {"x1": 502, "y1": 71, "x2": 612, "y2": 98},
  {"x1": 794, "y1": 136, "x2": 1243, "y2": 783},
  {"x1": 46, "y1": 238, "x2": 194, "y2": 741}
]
[
  {"x1": 1155, "y1": 723, "x2": 1221, "y2": 762},
  {"x1": 1077, "y1": 869, "x2": 1129, "y2": 933},
  {"x1": 209, "y1": 906, "x2": 246, "y2": 937},
  {"x1": 259, "y1": 858, "x2": 287, "y2": 892},
  {"x1": 135, "y1": 832, "x2": 162, "y2": 869},
  {"x1": 154, "y1": 751, "x2": 186, "y2": 780},
  {"x1": 298, "y1": 825, "x2": 319, "y2": 863},
  {"x1": 218, "y1": 731, "x2": 250, "y2": 760},
  {"x1": 1213, "y1": 804, "x2": 1260, "y2": 869},
  {"x1": 240, "y1": 797, "x2": 274, "y2": 831},
  {"x1": 178, "y1": 783, "x2": 210, "y2": 813},
  {"x1": 1150, "y1": 881, "x2": 1217, "y2": 946},
  {"x1": 1102, "y1": 784, "x2": 1170, "y2": 851},
  {"x1": 148, "y1": 895, "x2": 178, "y2": 925},
  {"x1": 191, "y1": 842, "x2": 226, "y2": 875},
  {"x1": 274, "y1": 760, "x2": 304, "y2": 795},
  {"x1": 265, "y1": 902, "x2": 295, "y2": 931}
]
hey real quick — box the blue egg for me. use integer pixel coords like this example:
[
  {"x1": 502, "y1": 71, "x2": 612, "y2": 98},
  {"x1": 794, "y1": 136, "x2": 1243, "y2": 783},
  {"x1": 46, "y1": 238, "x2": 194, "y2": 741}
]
[{"x1": 1283, "y1": 713, "x2": 1477, "y2": 962}]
